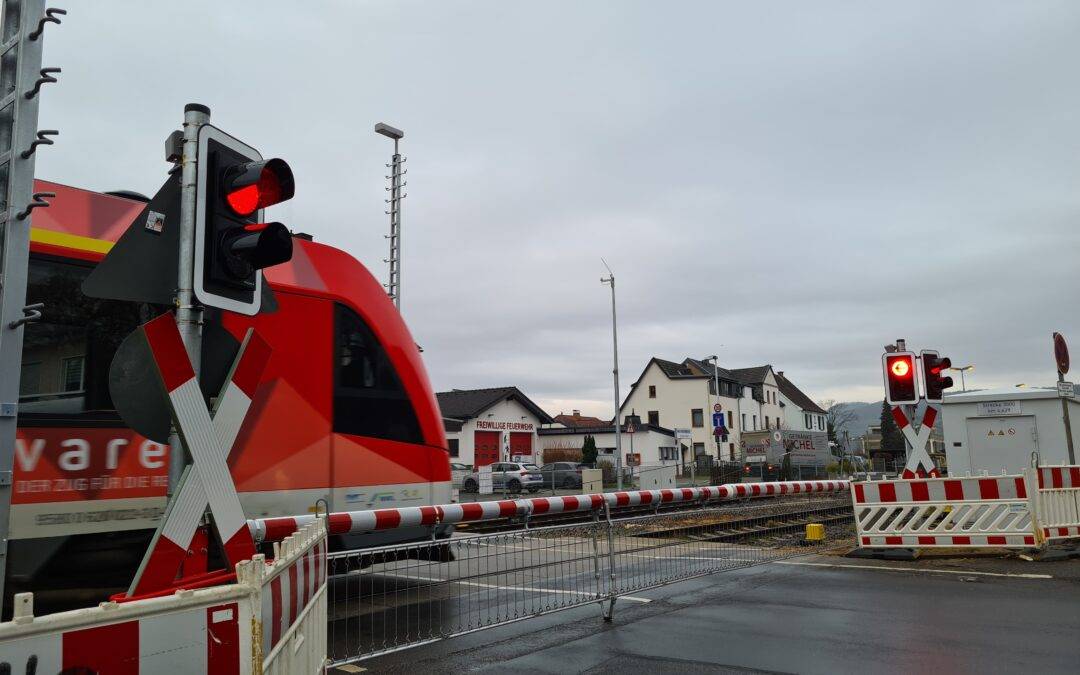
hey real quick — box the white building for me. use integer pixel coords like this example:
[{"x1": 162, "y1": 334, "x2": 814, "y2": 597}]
[
  {"x1": 619, "y1": 357, "x2": 824, "y2": 463},
  {"x1": 538, "y1": 415, "x2": 678, "y2": 469},
  {"x1": 437, "y1": 387, "x2": 554, "y2": 467},
  {"x1": 942, "y1": 387, "x2": 1080, "y2": 475},
  {"x1": 776, "y1": 371, "x2": 828, "y2": 433}
]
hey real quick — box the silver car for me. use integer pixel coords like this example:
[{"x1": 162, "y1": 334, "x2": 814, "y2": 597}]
[
  {"x1": 450, "y1": 462, "x2": 472, "y2": 487},
  {"x1": 461, "y1": 462, "x2": 544, "y2": 494}
]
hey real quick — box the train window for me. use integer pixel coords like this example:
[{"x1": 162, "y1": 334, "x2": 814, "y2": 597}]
[
  {"x1": 333, "y1": 303, "x2": 422, "y2": 444},
  {"x1": 19, "y1": 255, "x2": 161, "y2": 422}
]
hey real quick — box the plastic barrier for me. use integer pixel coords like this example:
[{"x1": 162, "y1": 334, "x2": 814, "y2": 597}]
[
  {"x1": 250, "y1": 479, "x2": 851, "y2": 544},
  {"x1": 853, "y1": 466, "x2": 1080, "y2": 550},
  {"x1": 0, "y1": 520, "x2": 327, "y2": 674},
  {"x1": 1035, "y1": 466, "x2": 1080, "y2": 541},
  {"x1": 853, "y1": 474, "x2": 1036, "y2": 548}
]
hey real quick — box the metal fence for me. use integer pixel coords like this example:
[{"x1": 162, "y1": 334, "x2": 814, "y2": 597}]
[{"x1": 325, "y1": 494, "x2": 853, "y2": 665}]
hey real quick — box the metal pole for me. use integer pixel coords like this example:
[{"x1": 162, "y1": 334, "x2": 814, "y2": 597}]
[
  {"x1": 389, "y1": 138, "x2": 403, "y2": 310},
  {"x1": 168, "y1": 103, "x2": 210, "y2": 496},
  {"x1": 713, "y1": 360, "x2": 721, "y2": 460},
  {"x1": 601, "y1": 269, "x2": 622, "y2": 490},
  {"x1": 960, "y1": 370, "x2": 966, "y2": 392},
  {"x1": 0, "y1": 0, "x2": 51, "y2": 614},
  {"x1": 1059, "y1": 370, "x2": 1075, "y2": 464}
]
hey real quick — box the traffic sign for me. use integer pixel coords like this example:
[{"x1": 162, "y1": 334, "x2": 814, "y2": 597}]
[
  {"x1": 713, "y1": 403, "x2": 722, "y2": 413},
  {"x1": 713, "y1": 426, "x2": 728, "y2": 437},
  {"x1": 674, "y1": 427, "x2": 692, "y2": 440},
  {"x1": 712, "y1": 412, "x2": 724, "y2": 428},
  {"x1": 626, "y1": 419, "x2": 635, "y2": 434},
  {"x1": 1058, "y1": 381, "x2": 1074, "y2": 398},
  {"x1": 1054, "y1": 332, "x2": 1070, "y2": 375}
]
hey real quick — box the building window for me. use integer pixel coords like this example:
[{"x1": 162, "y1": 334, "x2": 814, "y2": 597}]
[
  {"x1": 648, "y1": 385, "x2": 656, "y2": 398},
  {"x1": 741, "y1": 413, "x2": 747, "y2": 430},
  {"x1": 61, "y1": 356, "x2": 85, "y2": 393},
  {"x1": 448, "y1": 438, "x2": 460, "y2": 457},
  {"x1": 804, "y1": 413, "x2": 811, "y2": 429},
  {"x1": 334, "y1": 303, "x2": 422, "y2": 443},
  {"x1": 753, "y1": 415, "x2": 757, "y2": 430},
  {"x1": 727, "y1": 411, "x2": 733, "y2": 429},
  {"x1": 660, "y1": 446, "x2": 677, "y2": 460},
  {"x1": 764, "y1": 416, "x2": 771, "y2": 430},
  {"x1": 693, "y1": 442, "x2": 705, "y2": 456},
  {"x1": 776, "y1": 417, "x2": 781, "y2": 430},
  {"x1": 691, "y1": 408, "x2": 703, "y2": 427},
  {"x1": 648, "y1": 410, "x2": 659, "y2": 426},
  {"x1": 19, "y1": 361, "x2": 41, "y2": 397}
]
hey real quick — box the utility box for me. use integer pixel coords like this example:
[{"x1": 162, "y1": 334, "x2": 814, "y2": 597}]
[
  {"x1": 581, "y1": 468, "x2": 603, "y2": 493},
  {"x1": 943, "y1": 387, "x2": 1080, "y2": 475},
  {"x1": 637, "y1": 464, "x2": 676, "y2": 490}
]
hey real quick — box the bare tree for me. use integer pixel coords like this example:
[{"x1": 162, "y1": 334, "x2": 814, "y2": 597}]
[{"x1": 822, "y1": 400, "x2": 858, "y2": 444}]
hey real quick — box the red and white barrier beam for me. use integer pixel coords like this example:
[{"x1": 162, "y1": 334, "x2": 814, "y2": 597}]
[{"x1": 248, "y1": 479, "x2": 849, "y2": 544}]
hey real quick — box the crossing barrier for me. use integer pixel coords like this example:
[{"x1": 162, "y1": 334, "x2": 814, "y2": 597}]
[
  {"x1": 852, "y1": 466, "x2": 1080, "y2": 550},
  {"x1": 0, "y1": 519, "x2": 327, "y2": 673},
  {"x1": 250, "y1": 479, "x2": 850, "y2": 544}
]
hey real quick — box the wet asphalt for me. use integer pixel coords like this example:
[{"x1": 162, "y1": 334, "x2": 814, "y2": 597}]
[{"x1": 348, "y1": 552, "x2": 1080, "y2": 674}]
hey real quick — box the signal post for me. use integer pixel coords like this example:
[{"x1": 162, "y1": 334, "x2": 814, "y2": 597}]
[{"x1": 882, "y1": 338, "x2": 954, "y2": 478}]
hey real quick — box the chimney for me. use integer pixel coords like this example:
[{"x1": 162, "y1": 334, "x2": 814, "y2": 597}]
[
  {"x1": 777, "y1": 371, "x2": 784, "y2": 378},
  {"x1": 572, "y1": 409, "x2": 581, "y2": 416}
]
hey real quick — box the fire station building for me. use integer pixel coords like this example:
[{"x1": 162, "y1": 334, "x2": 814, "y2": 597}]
[{"x1": 437, "y1": 387, "x2": 554, "y2": 467}]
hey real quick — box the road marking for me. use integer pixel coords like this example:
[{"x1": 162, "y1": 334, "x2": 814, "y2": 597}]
[
  {"x1": 370, "y1": 571, "x2": 651, "y2": 602},
  {"x1": 772, "y1": 560, "x2": 1053, "y2": 579}
]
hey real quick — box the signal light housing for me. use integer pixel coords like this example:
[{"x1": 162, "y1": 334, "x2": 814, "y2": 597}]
[
  {"x1": 921, "y1": 350, "x2": 954, "y2": 402},
  {"x1": 883, "y1": 352, "x2": 919, "y2": 405},
  {"x1": 194, "y1": 125, "x2": 295, "y2": 315}
]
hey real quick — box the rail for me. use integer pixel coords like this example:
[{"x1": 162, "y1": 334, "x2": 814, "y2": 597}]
[{"x1": 250, "y1": 479, "x2": 850, "y2": 543}]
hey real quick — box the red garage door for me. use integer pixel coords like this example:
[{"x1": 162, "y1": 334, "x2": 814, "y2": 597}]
[
  {"x1": 474, "y1": 431, "x2": 500, "y2": 467},
  {"x1": 509, "y1": 432, "x2": 532, "y2": 459}
]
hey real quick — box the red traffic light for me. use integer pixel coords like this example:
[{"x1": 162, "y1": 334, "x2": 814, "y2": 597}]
[
  {"x1": 225, "y1": 158, "x2": 295, "y2": 216},
  {"x1": 921, "y1": 350, "x2": 954, "y2": 402},
  {"x1": 883, "y1": 352, "x2": 918, "y2": 405}
]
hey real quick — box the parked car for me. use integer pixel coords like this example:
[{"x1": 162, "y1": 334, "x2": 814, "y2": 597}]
[
  {"x1": 538, "y1": 462, "x2": 584, "y2": 489},
  {"x1": 450, "y1": 463, "x2": 472, "y2": 487},
  {"x1": 461, "y1": 462, "x2": 544, "y2": 494}
]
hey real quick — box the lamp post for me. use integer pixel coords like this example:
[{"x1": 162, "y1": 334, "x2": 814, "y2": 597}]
[
  {"x1": 601, "y1": 259, "x2": 623, "y2": 490},
  {"x1": 948, "y1": 365, "x2": 974, "y2": 392},
  {"x1": 705, "y1": 354, "x2": 721, "y2": 460},
  {"x1": 376, "y1": 122, "x2": 405, "y2": 310}
]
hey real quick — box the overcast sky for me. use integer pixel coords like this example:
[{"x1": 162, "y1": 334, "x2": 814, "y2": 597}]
[{"x1": 37, "y1": 1, "x2": 1080, "y2": 417}]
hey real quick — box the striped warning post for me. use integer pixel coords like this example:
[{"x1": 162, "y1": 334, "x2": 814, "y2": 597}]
[
  {"x1": 1037, "y1": 466, "x2": 1080, "y2": 489},
  {"x1": 859, "y1": 533, "x2": 1036, "y2": 548},
  {"x1": 249, "y1": 479, "x2": 851, "y2": 543},
  {"x1": 129, "y1": 317, "x2": 270, "y2": 596}
]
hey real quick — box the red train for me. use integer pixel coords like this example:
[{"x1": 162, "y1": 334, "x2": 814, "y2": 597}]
[{"x1": 9, "y1": 179, "x2": 452, "y2": 608}]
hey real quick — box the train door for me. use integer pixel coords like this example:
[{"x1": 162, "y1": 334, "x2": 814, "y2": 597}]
[{"x1": 474, "y1": 431, "x2": 500, "y2": 467}]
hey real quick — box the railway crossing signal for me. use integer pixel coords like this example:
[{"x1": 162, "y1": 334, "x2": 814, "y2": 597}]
[
  {"x1": 195, "y1": 124, "x2": 295, "y2": 315},
  {"x1": 920, "y1": 350, "x2": 954, "y2": 403},
  {"x1": 882, "y1": 352, "x2": 918, "y2": 405}
]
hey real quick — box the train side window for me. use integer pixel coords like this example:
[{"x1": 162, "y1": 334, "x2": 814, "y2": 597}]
[
  {"x1": 333, "y1": 303, "x2": 422, "y2": 443},
  {"x1": 19, "y1": 255, "x2": 160, "y2": 422}
]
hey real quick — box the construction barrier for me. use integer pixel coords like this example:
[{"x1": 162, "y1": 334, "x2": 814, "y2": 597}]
[
  {"x1": 1035, "y1": 466, "x2": 1080, "y2": 541},
  {"x1": 853, "y1": 466, "x2": 1080, "y2": 550},
  {"x1": 250, "y1": 479, "x2": 851, "y2": 543},
  {"x1": 0, "y1": 519, "x2": 327, "y2": 674}
]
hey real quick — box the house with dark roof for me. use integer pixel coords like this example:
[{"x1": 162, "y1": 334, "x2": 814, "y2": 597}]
[
  {"x1": 775, "y1": 371, "x2": 828, "y2": 433},
  {"x1": 436, "y1": 387, "x2": 553, "y2": 467},
  {"x1": 552, "y1": 410, "x2": 608, "y2": 428},
  {"x1": 619, "y1": 356, "x2": 824, "y2": 463}
]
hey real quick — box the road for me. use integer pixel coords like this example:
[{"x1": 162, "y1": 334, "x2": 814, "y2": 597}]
[{"x1": 350, "y1": 552, "x2": 1080, "y2": 674}]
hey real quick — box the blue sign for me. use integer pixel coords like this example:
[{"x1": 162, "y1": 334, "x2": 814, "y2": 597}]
[{"x1": 712, "y1": 412, "x2": 724, "y2": 427}]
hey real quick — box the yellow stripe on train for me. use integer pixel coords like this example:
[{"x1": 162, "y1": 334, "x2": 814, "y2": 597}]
[{"x1": 30, "y1": 227, "x2": 114, "y2": 254}]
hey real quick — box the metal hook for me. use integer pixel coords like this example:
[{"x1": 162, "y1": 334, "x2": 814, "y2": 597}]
[
  {"x1": 29, "y1": 8, "x2": 66, "y2": 41},
  {"x1": 20, "y1": 129, "x2": 58, "y2": 159},
  {"x1": 16, "y1": 191, "x2": 54, "y2": 220},
  {"x1": 24, "y1": 68, "x2": 60, "y2": 99},
  {"x1": 8, "y1": 302, "x2": 43, "y2": 329}
]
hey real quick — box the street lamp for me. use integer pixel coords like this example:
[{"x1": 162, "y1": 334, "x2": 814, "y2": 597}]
[
  {"x1": 376, "y1": 122, "x2": 405, "y2": 310},
  {"x1": 704, "y1": 355, "x2": 721, "y2": 460},
  {"x1": 600, "y1": 259, "x2": 623, "y2": 490},
  {"x1": 948, "y1": 364, "x2": 974, "y2": 392}
]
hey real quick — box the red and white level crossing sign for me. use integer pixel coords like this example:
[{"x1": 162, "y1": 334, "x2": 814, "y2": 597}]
[
  {"x1": 893, "y1": 405, "x2": 940, "y2": 479},
  {"x1": 129, "y1": 314, "x2": 271, "y2": 596}
]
